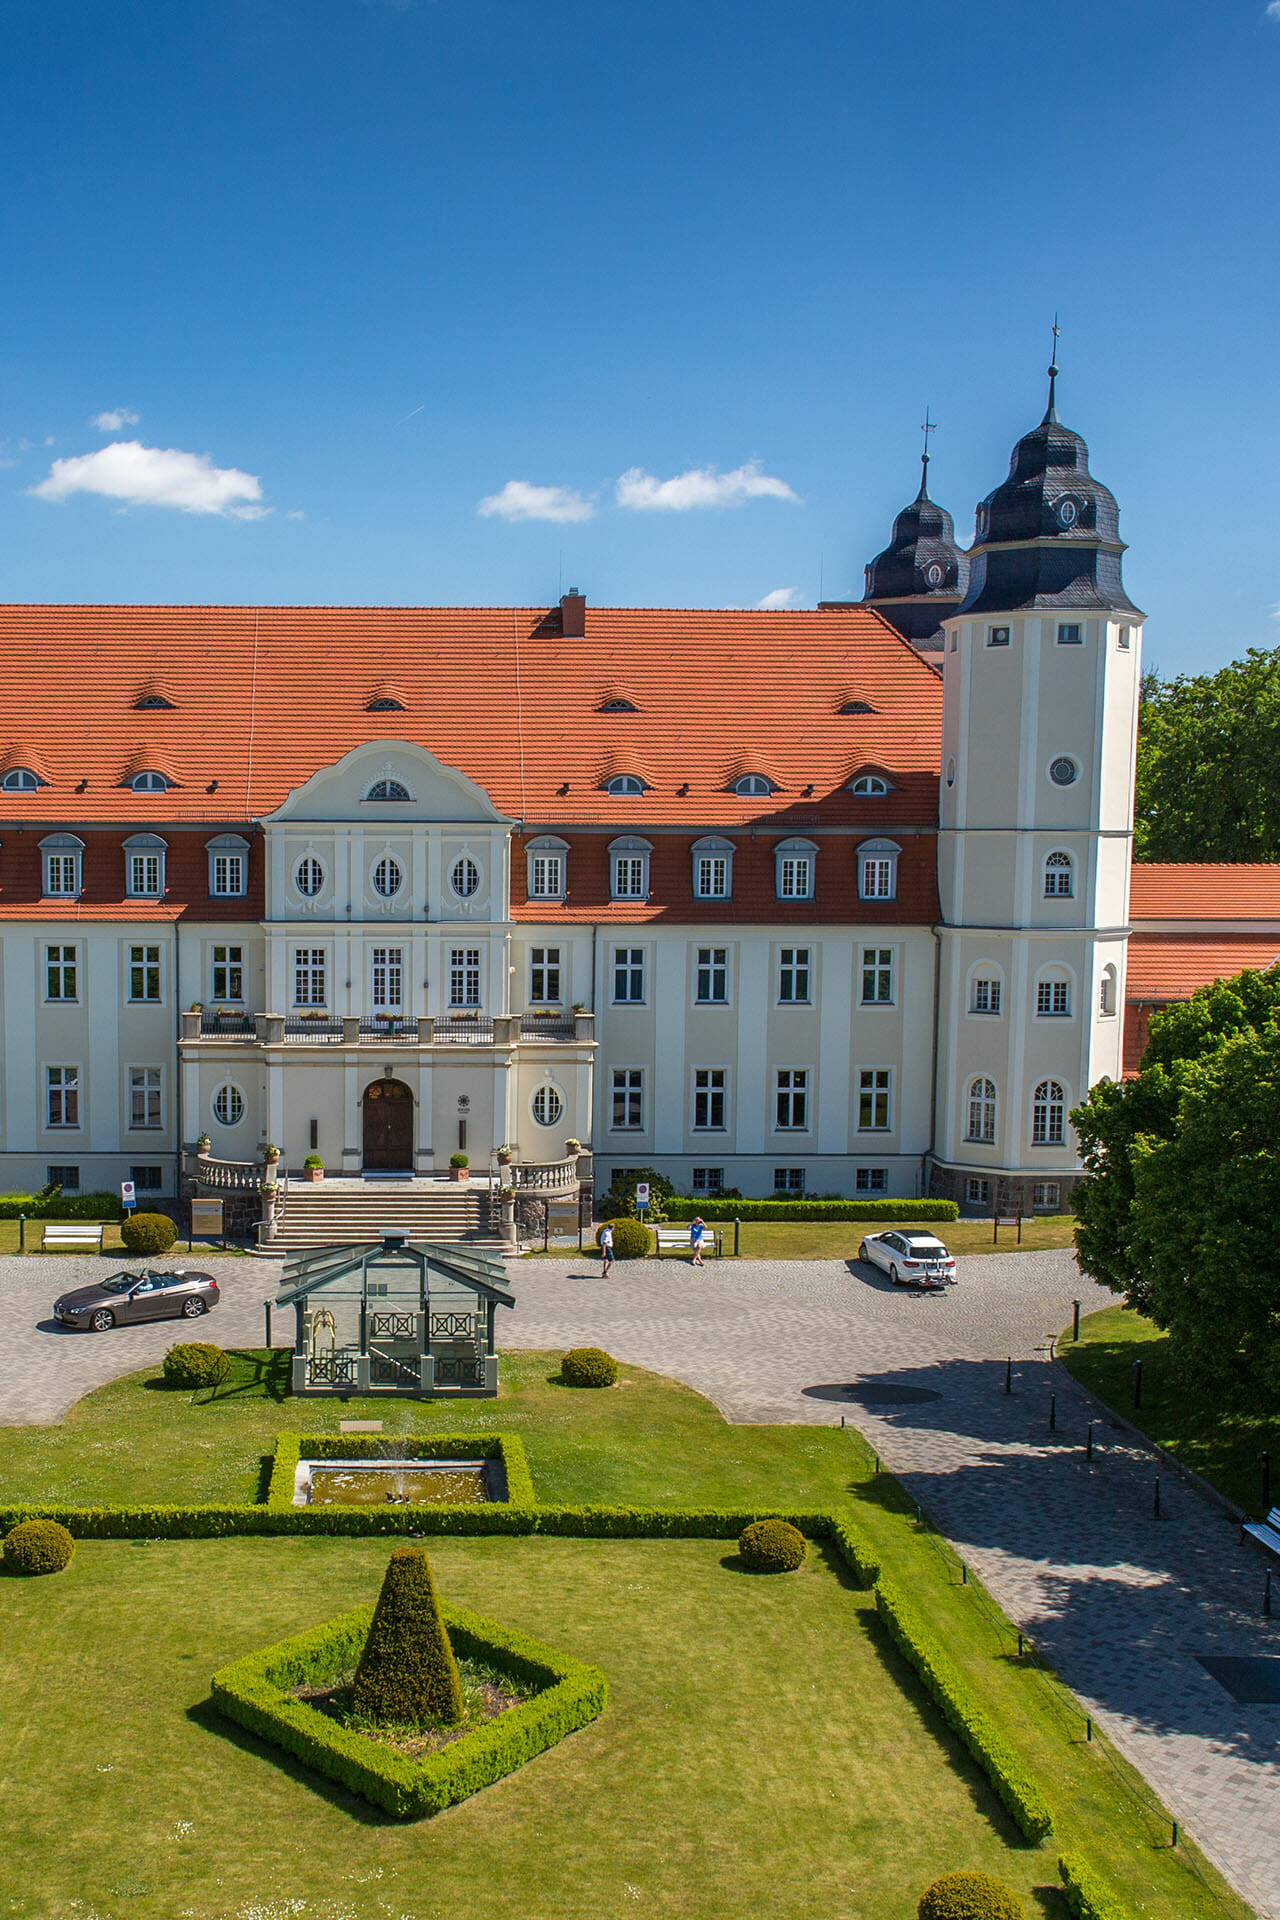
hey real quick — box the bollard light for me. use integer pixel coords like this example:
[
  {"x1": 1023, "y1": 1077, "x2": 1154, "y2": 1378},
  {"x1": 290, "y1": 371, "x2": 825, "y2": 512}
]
[
  {"x1": 1132, "y1": 1358, "x2": 1143, "y2": 1410},
  {"x1": 1049, "y1": 1392, "x2": 1057, "y2": 1432},
  {"x1": 1072, "y1": 1299, "x2": 1081, "y2": 1341}
]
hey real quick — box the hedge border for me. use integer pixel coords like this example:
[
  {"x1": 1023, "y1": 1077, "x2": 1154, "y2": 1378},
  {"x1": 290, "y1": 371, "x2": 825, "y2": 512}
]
[
  {"x1": 266, "y1": 1432, "x2": 536, "y2": 1511},
  {"x1": 1057, "y1": 1853, "x2": 1129, "y2": 1920},
  {"x1": 0, "y1": 1193, "x2": 125, "y2": 1222},
  {"x1": 211, "y1": 1597, "x2": 607, "y2": 1818},
  {"x1": 660, "y1": 1198, "x2": 959, "y2": 1222},
  {"x1": 875, "y1": 1576, "x2": 1053, "y2": 1840}
]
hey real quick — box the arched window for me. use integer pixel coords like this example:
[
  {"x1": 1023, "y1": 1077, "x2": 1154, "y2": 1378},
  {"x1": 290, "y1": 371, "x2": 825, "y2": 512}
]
[
  {"x1": 1043, "y1": 851, "x2": 1073, "y2": 898},
  {"x1": 691, "y1": 836, "x2": 734, "y2": 900},
  {"x1": 732, "y1": 774, "x2": 774, "y2": 797},
  {"x1": 774, "y1": 837, "x2": 817, "y2": 902},
  {"x1": 966, "y1": 1078, "x2": 997, "y2": 1143},
  {"x1": 131, "y1": 771, "x2": 171, "y2": 793},
  {"x1": 527, "y1": 835, "x2": 568, "y2": 901},
  {"x1": 609, "y1": 837, "x2": 652, "y2": 900},
  {"x1": 850, "y1": 775, "x2": 889, "y2": 796},
  {"x1": 365, "y1": 778, "x2": 411, "y2": 802},
  {"x1": 598, "y1": 698, "x2": 638, "y2": 713},
  {"x1": 838, "y1": 699, "x2": 875, "y2": 715},
  {"x1": 133, "y1": 693, "x2": 175, "y2": 711},
  {"x1": 296, "y1": 855, "x2": 324, "y2": 898},
  {"x1": 372, "y1": 855, "x2": 403, "y2": 898},
  {"x1": 857, "y1": 838, "x2": 900, "y2": 902},
  {"x1": 41, "y1": 833, "x2": 84, "y2": 898},
  {"x1": 212, "y1": 1083, "x2": 245, "y2": 1127},
  {"x1": 123, "y1": 833, "x2": 167, "y2": 898},
  {"x1": 1099, "y1": 963, "x2": 1118, "y2": 1017},
  {"x1": 2, "y1": 767, "x2": 40, "y2": 791},
  {"x1": 605, "y1": 774, "x2": 645, "y2": 796},
  {"x1": 532, "y1": 1084, "x2": 563, "y2": 1127},
  {"x1": 1031, "y1": 1079, "x2": 1066, "y2": 1147},
  {"x1": 450, "y1": 856, "x2": 480, "y2": 899}
]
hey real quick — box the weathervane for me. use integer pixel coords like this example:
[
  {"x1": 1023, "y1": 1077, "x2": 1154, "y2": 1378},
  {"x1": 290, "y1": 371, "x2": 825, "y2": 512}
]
[
  {"x1": 1046, "y1": 314, "x2": 1061, "y2": 419},
  {"x1": 918, "y1": 408, "x2": 937, "y2": 496}
]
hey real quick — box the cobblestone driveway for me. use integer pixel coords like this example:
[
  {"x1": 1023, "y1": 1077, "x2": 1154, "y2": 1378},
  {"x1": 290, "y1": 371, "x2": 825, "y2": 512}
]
[{"x1": 2, "y1": 1244, "x2": 1277, "y2": 1914}]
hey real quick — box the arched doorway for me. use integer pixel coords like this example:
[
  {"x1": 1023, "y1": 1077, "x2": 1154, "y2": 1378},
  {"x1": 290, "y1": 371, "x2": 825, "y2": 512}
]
[{"x1": 362, "y1": 1078, "x2": 414, "y2": 1172}]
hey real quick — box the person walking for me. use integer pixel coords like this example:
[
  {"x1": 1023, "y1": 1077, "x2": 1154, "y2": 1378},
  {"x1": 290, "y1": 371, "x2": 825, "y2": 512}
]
[
  {"x1": 599, "y1": 1222, "x2": 614, "y2": 1278},
  {"x1": 690, "y1": 1215, "x2": 706, "y2": 1267}
]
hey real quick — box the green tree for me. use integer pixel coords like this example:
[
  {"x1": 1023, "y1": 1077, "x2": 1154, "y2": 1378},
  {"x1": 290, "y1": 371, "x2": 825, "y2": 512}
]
[
  {"x1": 352, "y1": 1545, "x2": 463, "y2": 1727},
  {"x1": 1135, "y1": 646, "x2": 1280, "y2": 861}
]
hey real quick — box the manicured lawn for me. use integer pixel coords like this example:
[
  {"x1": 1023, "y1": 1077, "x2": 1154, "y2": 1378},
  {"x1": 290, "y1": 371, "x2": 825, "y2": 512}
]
[
  {"x1": 1061, "y1": 1303, "x2": 1280, "y2": 1517},
  {"x1": 0, "y1": 1531, "x2": 1241, "y2": 1920},
  {"x1": 0, "y1": 1220, "x2": 241, "y2": 1256},
  {"x1": 529, "y1": 1216, "x2": 1078, "y2": 1262}
]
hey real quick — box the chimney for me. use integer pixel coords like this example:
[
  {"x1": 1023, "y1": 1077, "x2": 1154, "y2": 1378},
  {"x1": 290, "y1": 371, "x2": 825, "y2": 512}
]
[{"x1": 560, "y1": 588, "x2": 586, "y2": 638}]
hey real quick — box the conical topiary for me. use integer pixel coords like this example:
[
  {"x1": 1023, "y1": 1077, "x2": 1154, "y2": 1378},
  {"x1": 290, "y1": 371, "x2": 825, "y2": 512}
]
[{"x1": 352, "y1": 1544, "x2": 465, "y2": 1727}]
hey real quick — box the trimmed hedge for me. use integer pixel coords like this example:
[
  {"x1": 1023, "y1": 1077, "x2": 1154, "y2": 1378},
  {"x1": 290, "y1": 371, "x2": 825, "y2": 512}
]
[
  {"x1": 596, "y1": 1217, "x2": 652, "y2": 1258},
  {"x1": 738, "y1": 1517, "x2": 807, "y2": 1572},
  {"x1": 561, "y1": 1348, "x2": 619, "y2": 1389},
  {"x1": 266, "y1": 1432, "x2": 535, "y2": 1511},
  {"x1": 163, "y1": 1343, "x2": 230, "y2": 1390},
  {"x1": 3, "y1": 1518, "x2": 76, "y2": 1575},
  {"x1": 120, "y1": 1211, "x2": 177, "y2": 1255},
  {"x1": 211, "y1": 1597, "x2": 608, "y2": 1818},
  {"x1": 875, "y1": 1578, "x2": 1053, "y2": 1841},
  {"x1": 353, "y1": 1545, "x2": 463, "y2": 1726},
  {"x1": 0, "y1": 1192, "x2": 125, "y2": 1222},
  {"x1": 1057, "y1": 1855, "x2": 1129, "y2": 1920},
  {"x1": 661, "y1": 1197, "x2": 960, "y2": 1222},
  {"x1": 917, "y1": 1871, "x2": 1024, "y2": 1919}
]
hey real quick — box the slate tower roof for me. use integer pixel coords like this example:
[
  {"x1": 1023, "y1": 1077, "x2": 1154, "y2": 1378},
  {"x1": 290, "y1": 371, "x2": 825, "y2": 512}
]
[
  {"x1": 957, "y1": 366, "x2": 1142, "y2": 618},
  {"x1": 860, "y1": 448, "x2": 969, "y2": 647}
]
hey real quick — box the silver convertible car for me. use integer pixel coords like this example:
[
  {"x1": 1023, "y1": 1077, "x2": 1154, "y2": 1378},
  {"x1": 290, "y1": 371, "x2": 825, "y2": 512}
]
[
  {"x1": 858, "y1": 1231, "x2": 957, "y2": 1289},
  {"x1": 53, "y1": 1268, "x2": 219, "y2": 1332}
]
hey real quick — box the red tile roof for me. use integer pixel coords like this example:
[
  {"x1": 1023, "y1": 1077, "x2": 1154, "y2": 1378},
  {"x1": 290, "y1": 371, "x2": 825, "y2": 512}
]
[
  {"x1": 1130, "y1": 864, "x2": 1280, "y2": 921},
  {"x1": 1126, "y1": 934, "x2": 1280, "y2": 1000},
  {"x1": 0, "y1": 603, "x2": 943, "y2": 828}
]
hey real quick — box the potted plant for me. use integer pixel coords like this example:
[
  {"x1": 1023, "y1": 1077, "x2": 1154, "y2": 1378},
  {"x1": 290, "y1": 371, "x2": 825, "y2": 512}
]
[
  {"x1": 449, "y1": 1152, "x2": 470, "y2": 1183},
  {"x1": 263, "y1": 1142, "x2": 281, "y2": 1164},
  {"x1": 495, "y1": 1143, "x2": 514, "y2": 1166},
  {"x1": 564, "y1": 1137, "x2": 583, "y2": 1156},
  {"x1": 195, "y1": 1132, "x2": 212, "y2": 1157},
  {"x1": 303, "y1": 1153, "x2": 325, "y2": 1183}
]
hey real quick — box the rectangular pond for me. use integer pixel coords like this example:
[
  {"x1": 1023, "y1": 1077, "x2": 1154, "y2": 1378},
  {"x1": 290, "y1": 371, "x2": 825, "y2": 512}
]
[{"x1": 293, "y1": 1458, "x2": 498, "y2": 1506}]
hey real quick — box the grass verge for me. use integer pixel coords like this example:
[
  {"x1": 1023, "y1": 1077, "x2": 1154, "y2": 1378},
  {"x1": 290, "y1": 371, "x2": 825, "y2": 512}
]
[{"x1": 524, "y1": 1215, "x2": 1078, "y2": 1261}]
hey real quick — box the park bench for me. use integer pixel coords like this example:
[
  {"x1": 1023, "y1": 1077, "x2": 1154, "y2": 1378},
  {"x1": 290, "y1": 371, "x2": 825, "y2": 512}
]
[
  {"x1": 654, "y1": 1224, "x2": 722, "y2": 1259},
  {"x1": 1242, "y1": 1506, "x2": 1280, "y2": 1563},
  {"x1": 40, "y1": 1222, "x2": 104, "y2": 1253}
]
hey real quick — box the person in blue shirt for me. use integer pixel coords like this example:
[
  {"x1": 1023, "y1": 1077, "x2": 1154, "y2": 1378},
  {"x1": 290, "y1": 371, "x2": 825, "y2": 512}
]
[{"x1": 690, "y1": 1216, "x2": 706, "y2": 1266}]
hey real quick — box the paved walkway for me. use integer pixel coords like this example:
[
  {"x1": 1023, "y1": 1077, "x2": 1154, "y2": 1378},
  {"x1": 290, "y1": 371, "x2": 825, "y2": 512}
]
[{"x1": 2, "y1": 1245, "x2": 1278, "y2": 1913}]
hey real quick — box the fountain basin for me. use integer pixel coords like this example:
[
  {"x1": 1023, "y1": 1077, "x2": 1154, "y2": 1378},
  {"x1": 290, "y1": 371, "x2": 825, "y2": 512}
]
[{"x1": 293, "y1": 1457, "x2": 499, "y2": 1506}]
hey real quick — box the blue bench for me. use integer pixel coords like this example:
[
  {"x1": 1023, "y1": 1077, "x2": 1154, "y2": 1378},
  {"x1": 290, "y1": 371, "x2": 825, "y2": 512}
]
[{"x1": 1242, "y1": 1506, "x2": 1280, "y2": 1562}]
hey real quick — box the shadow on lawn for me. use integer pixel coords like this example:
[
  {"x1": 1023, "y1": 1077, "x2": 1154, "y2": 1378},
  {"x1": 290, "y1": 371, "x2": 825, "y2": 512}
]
[
  {"x1": 187, "y1": 1696, "x2": 400, "y2": 1826},
  {"x1": 140, "y1": 1348, "x2": 291, "y2": 1403}
]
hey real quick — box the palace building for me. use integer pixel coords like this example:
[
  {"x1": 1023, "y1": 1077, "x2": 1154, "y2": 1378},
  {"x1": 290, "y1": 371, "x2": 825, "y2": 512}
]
[{"x1": 1, "y1": 376, "x2": 1273, "y2": 1219}]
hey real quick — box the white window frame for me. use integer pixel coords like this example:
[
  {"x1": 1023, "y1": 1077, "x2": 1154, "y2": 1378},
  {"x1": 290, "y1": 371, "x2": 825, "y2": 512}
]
[
  {"x1": 293, "y1": 948, "x2": 328, "y2": 1007},
  {"x1": 609, "y1": 838, "x2": 651, "y2": 902},
  {"x1": 857, "y1": 839, "x2": 900, "y2": 902},
  {"x1": 861, "y1": 947, "x2": 893, "y2": 1005},
  {"x1": 775, "y1": 838, "x2": 817, "y2": 902},
  {"x1": 1031, "y1": 1078, "x2": 1067, "y2": 1147},
  {"x1": 695, "y1": 946, "x2": 728, "y2": 1005},
  {"x1": 526, "y1": 835, "x2": 568, "y2": 902},
  {"x1": 211, "y1": 944, "x2": 243, "y2": 1003},
  {"x1": 970, "y1": 972, "x2": 1002, "y2": 1016},
  {"x1": 965, "y1": 1176, "x2": 990, "y2": 1207},
  {"x1": 604, "y1": 774, "x2": 645, "y2": 796},
  {"x1": 2, "y1": 766, "x2": 40, "y2": 791},
  {"x1": 1033, "y1": 1180, "x2": 1062, "y2": 1211},
  {"x1": 450, "y1": 855, "x2": 481, "y2": 900},
  {"x1": 1099, "y1": 963, "x2": 1118, "y2": 1017},
  {"x1": 692, "y1": 1167, "x2": 725, "y2": 1194},
  {"x1": 775, "y1": 1068, "x2": 809, "y2": 1132},
  {"x1": 371, "y1": 946, "x2": 404, "y2": 1011},
  {"x1": 129, "y1": 944, "x2": 162, "y2": 1004},
  {"x1": 1056, "y1": 623, "x2": 1083, "y2": 646},
  {"x1": 732, "y1": 773, "x2": 774, "y2": 797},
  {"x1": 857, "y1": 1067, "x2": 892, "y2": 1132},
  {"x1": 40, "y1": 834, "x2": 83, "y2": 899},
  {"x1": 531, "y1": 1083, "x2": 564, "y2": 1128},
  {"x1": 128, "y1": 1066, "x2": 163, "y2": 1131},
  {"x1": 296, "y1": 854, "x2": 325, "y2": 899},
  {"x1": 529, "y1": 946, "x2": 562, "y2": 1005},
  {"x1": 45, "y1": 944, "x2": 77, "y2": 1003},
  {"x1": 212, "y1": 1082, "x2": 246, "y2": 1128},
  {"x1": 612, "y1": 947, "x2": 645, "y2": 1004},
  {"x1": 691, "y1": 836, "x2": 733, "y2": 901},
  {"x1": 774, "y1": 1166, "x2": 806, "y2": 1193},
  {"x1": 778, "y1": 946, "x2": 811, "y2": 1004},
  {"x1": 363, "y1": 778, "x2": 413, "y2": 803},
  {"x1": 1043, "y1": 851, "x2": 1074, "y2": 898},
  {"x1": 130, "y1": 770, "x2": 171, "y2": 793},
  {"x1": 449, "y1": 947, "x2": 481, "y2": 1008},
  {"x1": 123, "y1": 834, "x2": 167, "y2": 899},
  {"x1": 46, "y1": 1064, "x2": 80, "y2": 1130},
  {"x1": 855, "y1": 1167, "x2": 888, "y2": 1193},
  {"x1": 371, "y1": 854, "x2": 403, "y2": 899},
  {"x1": 966, "y1": 1077, "x2": 997, "y2": 1143},
  {"x1": 1036, "y1": 974, "x2": 1071, "y2": 1018},
  {"x1": 206, "y1": 834, "x2": 249, "y2": 898},
  {"x1": 987, "y1": 625, "x2": 1011, "y2": 647},
  {"x1": 692, "y1": 1066, "x2": 728, "y2": 1132},
  {"x1": 850, "y1": 774, "x2": 890, "y2": 796},
  {"x1": 610, "y1": 1067, "x2": 644, "y2": 1132}
]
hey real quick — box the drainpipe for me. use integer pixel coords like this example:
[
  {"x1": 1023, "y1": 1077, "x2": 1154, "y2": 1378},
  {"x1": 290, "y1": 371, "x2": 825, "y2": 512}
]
[{"x1": 926, "y1": 924, "x2": 943, "y2": 1201}]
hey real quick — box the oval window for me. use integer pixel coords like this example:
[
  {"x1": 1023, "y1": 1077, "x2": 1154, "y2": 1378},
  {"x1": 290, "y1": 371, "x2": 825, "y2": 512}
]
[
  {"x1": 925, "y1": 563, "x2": 944, "y2": 587},
  {"x1": 451, "y1": 856, "x2": 480, "y2": 899},
  {"x1": 1049, "y1": 757, "x2": 1078, "y2": 787},
  {"x1": 946, "y1": 758, "x2": 956, "y2": 789},
  {"x1": 372, "y1": 856, "x2": 403, "y2": 898},
  {"x1": 213, "y1": 1084, "x2": 244, "y2": 1126},
  {"x1": 532, "y1": 1085, "x2": 563, "y2": 1128},
  {"x1": 296, "y1": 856, "x2": 324, "y2": 898}
]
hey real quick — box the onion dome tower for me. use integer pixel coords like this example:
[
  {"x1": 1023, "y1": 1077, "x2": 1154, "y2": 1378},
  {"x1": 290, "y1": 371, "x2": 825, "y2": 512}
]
[{"x1": 860, "y1": 421, "x2": 968, "y2": 651}]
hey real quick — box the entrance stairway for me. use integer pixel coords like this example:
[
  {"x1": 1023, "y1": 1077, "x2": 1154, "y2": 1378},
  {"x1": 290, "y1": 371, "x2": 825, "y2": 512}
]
[{"x1": 271, "y1": 1178, "x2": 504, "y2": 1251}]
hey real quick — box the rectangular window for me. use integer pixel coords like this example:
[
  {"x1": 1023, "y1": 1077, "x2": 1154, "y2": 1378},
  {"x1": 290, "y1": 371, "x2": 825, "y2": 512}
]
[
  {"x1": 46, "y1": 1164, "x2": 80, "y2": 1191},
  {"x1": 694, "y1": 854, "x2": 730, "y2": 899},
  {"x1": 46, "y1": 1066, "x2": 79, "y2": 1129},
  {"x1": 129, "y1": 944, "x2": 161, "y2": 1003},
  {"x1": 693, "y1": 1067, "x2": 727, "y2": 1131},
  {"x1": 128, "y1": 852, "x2": 163, "y2": 897},
  {"x1": 695, "y1": 947, "x2": 728, "y2": 1004},
  {"x1": 293, "y1": 948, "x2": 327, "y2": 1006},
  {"x1": 692, "y1": 1167, "x2": 725, "y2": 1194},
  {"x1": 778, "y1": 855, "x2": 812, "y2": 900},
  {"x1": 773, "y1": 1167, "x2": 805, "y2": 1193},
  {"x1": 530, "y1": 853, "x2": 563, "y2": 899},
  {"x1": 972, "y1": 977, "x2": 1001, "y2": 1015},
  {"x1": 987, "y1": 625, "x2": 1010, "y2": 647},
  {"x1": 775, "y1": 1068, "x2": 808, "y2": 1130},
  {"x1": 861, "y1": 947, "x2": 893, "y2": 1004},
  {"x1": 855, "y1": 1167, "x2": 888, "y2": 1193},
  {"x1": 129, "y1": 1066, "x2": 162, "y2": 1130},
  {"x1": 45, "y1": 944, "x2": 77, "y2": 1001},
  {"x1": 1032, "y1": 1181, "x2": 1062, "y2": 1211},
  {"x1": 1117, "y1": 626, "x2": 1131, "y2": 651},
  {"x1": 860, "y1": 856, "x2": 895, "y2": 900},
  {"x1": 857, "y1": 1068, "x2": 891, "y2": 1132},
  {"x1": 449, "y1": 948, "x2": 481, "y2": 1008},
  {"x1": 778, "y1": 947, "x2": 810, "y2": 1004},
  {"x1": 1037, "y1": 980, "x2": 1070, "y2": 1016},
  {"x1": 965, "y1": 1177, "x2": 990, "y2": 1207},
  {"x1": 611, "y1": 1068, "x2": 644, "y2": 1131},
  {"x1": 211, "y1": 852, "x2": 245, "y2": 896},
  {"x1": 529, "y1": 946, "x2": 562, "y2": 1004},
  {"x1": 371, "y1": 946, "x2": 404, "y2": 1010},
  {"x1": 612, "y1": 855, "x2": 647, "y2": 899},
  {"x1": 1057, "y1": 622, "x2": 1082, "y2": 645},
  {"x1": 612, "y1": 947, "x2": 645, "y2": 1003},
  {"x1": 211, "y1": 945, "x2": 243, "y2": 1002},
  {"x1": 130, "y1": 1165, "x2": 163, "y2": 1191},
  {"x1": 45, "y1": 851, "x2": 80, "y2": 897}
]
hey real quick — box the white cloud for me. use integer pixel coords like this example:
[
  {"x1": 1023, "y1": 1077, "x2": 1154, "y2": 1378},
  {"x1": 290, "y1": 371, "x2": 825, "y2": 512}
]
[
  {"x1": 615, "y1": 458, "x2": 800, "y2": 512},
  {"x1": 30, "y1": 440, "x2": 266, "y2": 516},
  {"x1": 1268, "y1": 2, "x2": 1280, "y2": 20},
  {"x1": 477, "y1": 479, "x2": 594, "y2": 523},
  {"x1": 89, "y1": 407, "x2": 140, "y2": 431},
  {"x1": 756, "y1": 587, "x2": 798, "y2": 610}
]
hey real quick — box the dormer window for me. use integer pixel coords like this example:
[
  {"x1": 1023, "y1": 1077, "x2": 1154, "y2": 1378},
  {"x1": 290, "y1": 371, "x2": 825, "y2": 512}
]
[
  {"x1": 857, "y1": 838, "x2": 900, "y2": 902},
  {"x1": 599, "y1": 698, "x2": 638, "y2": 714},
  {"x1": 131, "y1": 771, "x2": 171, "y2": 793},
  {"x1": 850, "y1": 775, "x2": 890, "y2": 797},
  {"x1": 774, "y1": 837, "x2": 817, "y2": 902},
  {"x1": 527, "y1": 835, "x2": 568, "y2": 901},
  {"x1": 365, "y1": 697, "x2": 406, "y2": 713},
  {"x1": 207, "y1": 833, "x2": 249, "y2": 898},
  {"x1": 364, "y1": 778, "x2": 412, "y2": 802},
  {"x1": 124, "y1": 834, "x2": 167, "y2": 898},
  {"x1": 838, "y1": 700, "x2": 875, "y2": 715},
  {"x1": 41, "y1": 833, "x2": 83, "y2": 899},
  {"x1": 605, "y1": 774, "x2": 645, "y2": 796},
  {"x1": 691, "y1": 836, "x2": 733, "y2": 901},
  {"x1": 133, "y1": 694, "x2": 175, "y2": 711},
  {"x1": 1, "y1": 767, "x2": 41, "y2": 791},
  {"x1": 609, "y1": 837, "x2": 651, "y2": 900},
  {"x1": 732, "y1": 774, "x2": 775, "y2": 798}
]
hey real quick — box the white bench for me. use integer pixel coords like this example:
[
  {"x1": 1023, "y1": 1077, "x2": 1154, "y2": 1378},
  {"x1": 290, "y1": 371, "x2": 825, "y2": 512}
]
[
  {"x1": 654, "y1": 1224, "x2": 721, "y2": 1259},
  {"x1": 1243, "y1": 1505, "x2": 1280, "y2": 1562},
  {"x1": 40, "y1": 1222, "x2": 105, "y2": 1253}
]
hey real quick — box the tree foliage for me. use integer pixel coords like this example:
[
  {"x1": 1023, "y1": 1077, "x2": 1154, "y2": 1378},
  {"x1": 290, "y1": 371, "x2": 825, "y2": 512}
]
[
  {"x1": 1072, "y1": 968, "x2": 1280, "y2": 1400},
  {"x1": 1134, "y1": 646, "x2": 1280, "y2": 861},
  {"x1": 352, "y1": 1545, "x2": 464, "y2": 1727}
]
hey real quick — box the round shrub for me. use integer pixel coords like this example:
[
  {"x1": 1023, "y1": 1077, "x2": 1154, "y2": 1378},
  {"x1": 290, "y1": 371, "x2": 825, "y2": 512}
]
[
  {"x1": 163, "y1": 1341, "x2": 231, "y2": 1389},
  {"x1": 595, "y1": 1217, "x2": 651, "y2": 1259},
  {"x1": 917, "y1": 1871, "x2": 1024, "y2": 1920},
  {"x1": 561, "y1": 1347, "x2": 620, "y2": 1389},
  {"x1": 738, "y1": 1518, "x2": 808, "y2": 1573},
  {"x1": 120, "y1": 1210, "x2": 177, "y2": 1255},
  {"x1": 4, "y1": 1519, "x2": 75, "y2": 1576}
]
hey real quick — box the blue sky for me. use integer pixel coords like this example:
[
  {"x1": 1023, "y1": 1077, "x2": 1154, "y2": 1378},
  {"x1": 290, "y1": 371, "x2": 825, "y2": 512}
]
[{"x1": 1, "y1": 0, "x2": 1277, "y2": 675}]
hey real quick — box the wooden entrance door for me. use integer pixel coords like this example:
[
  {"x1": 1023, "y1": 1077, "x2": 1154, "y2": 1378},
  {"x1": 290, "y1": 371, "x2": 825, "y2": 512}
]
[{"x1": 362, "y1": 1079, "x2": 413, "y2": 1171}]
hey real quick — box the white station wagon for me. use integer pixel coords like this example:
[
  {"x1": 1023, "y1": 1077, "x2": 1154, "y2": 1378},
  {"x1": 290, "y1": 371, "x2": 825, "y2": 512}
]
[{"x1": 858, "y1": 1231, "x2": 957, "y2": 1290}]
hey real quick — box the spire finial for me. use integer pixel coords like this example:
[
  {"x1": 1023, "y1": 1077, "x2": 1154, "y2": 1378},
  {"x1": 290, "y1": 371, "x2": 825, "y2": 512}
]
[
  {"x1": 917, "y1": 408, "x2": 937, "y2": 499},
  {"x1": 1045, "y1": 314, "x2": 1061, "y2": 422}
]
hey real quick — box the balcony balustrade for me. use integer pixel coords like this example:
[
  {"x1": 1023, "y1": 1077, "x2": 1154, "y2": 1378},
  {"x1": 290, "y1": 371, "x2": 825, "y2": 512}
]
[{"x1": 181, "y1": 1008, "x2": 593, "y2": 1047}]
